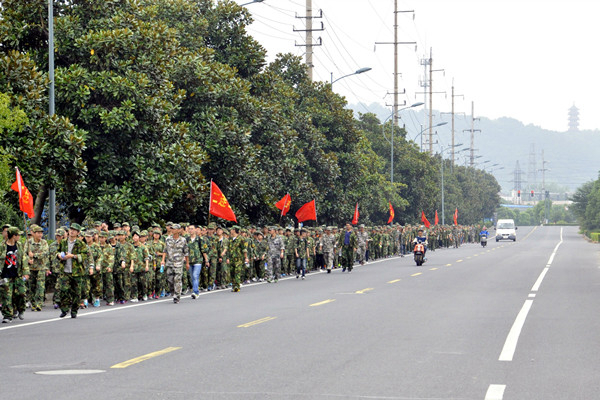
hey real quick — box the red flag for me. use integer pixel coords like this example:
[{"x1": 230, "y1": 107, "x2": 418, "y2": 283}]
[
  {"x1": 421, "y1": 211, "x2": 431, "y2": 228},
  {"x1": 434, "y1": 210, "x2": 439, "y2": 225},
  {"x1": 209, "y1": 181, "x2": 237, "y2": 222},
  {"x1": 352, "y1": 202, "x2": 359, "y2": 225},
  {"x1": 295, "y1": 200, "x2": 317, "y2": 223},
  {"x1": 11, "y1": 168, "x2": 35, "y2": 218},
  {"x1": 275, "y1": 193, "x2": 292, "y2": 216},
  {"x1": 387, "y1": 202, "x2": 395, "y2": 224},
  {"x1": 453, "y1": 208, "x2": 458, "y2": 225}
]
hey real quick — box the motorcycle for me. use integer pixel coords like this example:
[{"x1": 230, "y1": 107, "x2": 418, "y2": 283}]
[
  {"x1": 480, "y1": 235, "x2": 487, "y2": 247},
  {"x1": 413, "y1": 243, "x2": 425, "y2": 266}
]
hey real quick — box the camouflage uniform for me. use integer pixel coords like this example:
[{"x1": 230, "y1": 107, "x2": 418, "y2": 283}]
[
  {"x1": 23, "y1": 233, "x2": 49, "y2": 310},
  {"x1": 148, "y1": 237, "x2": 166, "y2": 296},
  {"x1": 337, "y1": 228, "x2": 358, "y2": 272},
  {"x1": 163, "y1": 234, "x2": 189, "y2": 301},
  {"x1": 253, "y1": 235, "x2": 268, "y2": 280},
  {"x1": 356, "y1": 228, "x2": 369, "y2": 265},
  {"x1": 57, "y1": 232, "x2": 90, "y2": 317},
  {"x1": 87, "y1": 241, "x2": 103, "y2": 304},
  {"x1": 98, "y1": 239, "x2": 115, "y2": 304},
  {"x1": 48, "y1": 234, "x2": 63, "y2": 305},
  {"x1": 227, "y1": 230, "x2": 247, "y2": 292},
  {"x1": 266, "y1": 230, "x2": 285, "y2": 282},
  {"x1": 114, "y1": 238, "x2": 134, "y2": 302},
  {"x1": 131, "y1": 241, "x2": 150, "y2": 300},
  {"x1": 283, "y1": 231, "x2": 296, "y2": 275},
  {"x1": 215, "y1": 235, "x2": 229, "y2": 289},
  {"x1": 0, "y1": 237, "x2": 29, "y2": 321},
  {"x1": 321, "y1": 229, "x2": 336, "y2": 272}
]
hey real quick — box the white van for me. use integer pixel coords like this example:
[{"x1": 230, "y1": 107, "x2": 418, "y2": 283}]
[{"x1": 495, "y1": 219, "x2": 517, "y2": 242}]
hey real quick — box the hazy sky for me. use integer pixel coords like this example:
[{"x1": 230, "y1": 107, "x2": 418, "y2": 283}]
[{"x1": 236, "y1": 0, "x2": 599, "y2": 134}]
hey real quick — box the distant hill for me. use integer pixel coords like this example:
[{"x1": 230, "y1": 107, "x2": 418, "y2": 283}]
[{"x1": 348, "y1": 102, "x2": 600, "y2": 195}]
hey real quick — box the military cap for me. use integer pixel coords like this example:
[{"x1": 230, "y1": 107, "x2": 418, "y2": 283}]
[
  {"x1": 207, "y1": 222, "x2": 217, "y2": 229},
  {"x1": 231, "y1": 225, "x2": 240, "y2": 230},
  {"x1": 94, "y1": 221, "x2": 102, "y2": 227},
  {"x1": 30, "y1": 224, "x2": 43, "y2": 233},
  {"x1": 166, "y1": 221, "x2": 174, "y2": 227},
  {"x1": 122, "y1": 222, "x2": 130, "y2": 227},
  {"x1": 132, "y1": 225, "x2": 140, "y2": 232},
  {"x1": 152, "y1": 228, "x2": 162, "y2": 235},
  {"x1": 70, "y1": 223, "x2": 83, "y2": 232},
  {"x1": 56, "y1": 228, "x2": 66, "y2": 236},
  {"x1": 131, "y1": 230, "x2": 141, "y2": 237},
  {"x1": 171, "y1": 223, "x2": 181, "y2": 230},
  {"x1": 222, "y1": 228, "x2": 229, "y2": 235},
  {"x1": 151, "y1": 222, "x2": 161, "y2": 228},
  {"x1": 99, "y1": 231, "x2": 109, "y2": 238},
  {"x1": 18, "y1": 230, "x2": 25, "y2": 236},
  {"x1": 359, "y1": 224, "x2": 365, "y2": 228},
  {"x1": 140, "y1": 230, "x2": 148, "y2": 236},
  {"x1": 84, "y1": 230, "x2": 95, "y2": 237},
  {"x1": 113, "y1": 222, "x2": 122, "y2": 228},
  {"x1": 2, "y1": 224, "x2": 11, "y2": 230},
  {"x1": 7, "y1": 226, "x2": 18, "y2": 236},
  {"x1": 180, "y1": 222, "x2": 189, "y2": 228},
  {"x1": 117, "y1": 230, "x2": 126, "y2": 235}
]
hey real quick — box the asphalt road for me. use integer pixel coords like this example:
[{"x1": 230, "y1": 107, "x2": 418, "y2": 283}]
[{"x1": 1, "y1": 225, "x2": 599, "y2": 400}]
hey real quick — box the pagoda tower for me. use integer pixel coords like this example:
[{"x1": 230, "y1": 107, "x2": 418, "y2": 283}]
[{"x1": 568, "y1": 103, "x2": 579, "y2": 132}]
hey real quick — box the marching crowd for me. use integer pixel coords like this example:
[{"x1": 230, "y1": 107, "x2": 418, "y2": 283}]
[{"x1": 0, "y1": 221, "x2": 483, "y2": 323}]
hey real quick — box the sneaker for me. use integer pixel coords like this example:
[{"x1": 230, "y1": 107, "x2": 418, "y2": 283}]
[
  {"x1": 232, "y1": 287, "x2": 240, "y2": 292},
  {"x1": 130, "y1": 299, "x2": 139, "y2": 303},
  {"x1": 191, "y1": 293, "x2": 197, "y2": 299},
  {"x1": 107, "y1": 302, "x2": 114, "y2": 306},
  {"x1": 93, "y1": 299, "x2": 100, "y2": 307},
  {"x1": 71, "y1": 313, "x2": 77, "y2": 318},
  {"x1": 119, "y1": 300, "x2": 125, "y2": 304},
  {"x1": 342, "y1": 268, "x2": 346, "y2": 272},
  {"x1": 59, "y1": 311, "x2": 68, "y2": 318},
  {"x1": 296, "y1": 274, "x2": 299, "y2": 279},
  {"x1": 2, "y1": 317, "x2": 11, "y2": 323},
  {"x1": 274, "y1": 279, "x2": 278, "y2": 283},
  {"x1": 83, "y1": 299, "x2": 88, "y2": 308},
  {"x1": 26, "y1": 301, "x2": 31, "y2": 309},
  {"x1": 53, "y1": 303, "x2": 59, "y2": 309},
  {"x1": 327, "y1": 269, "x2": 331, "y2": 274},
  {"x1": 173, "y1": 297, "x2": 180, "y2": 304},
  {"x1": 160, "y1": 290, "x2": 166, "y2": 297},
  {"x1": 142, "y1": 295, "x2": 148, "y2": 301},
  {"x1": 301, "y1": 276, "x2": 305, "y2": 280}
]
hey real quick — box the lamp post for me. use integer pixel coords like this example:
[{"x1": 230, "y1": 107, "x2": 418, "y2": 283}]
[
  {"x1": 48, "y1": 0, "x2": 56, "y2": 240},
  {"x1": 413, "y1": 122, "x2": 447, "y2": 151},
  {"x1": 440, "y1": 143, "x2": 462, "y2": 225},
  {"x1": 331, "y1": 67, "x2": 372, "y2": 84},
  {"x1": 383, "y1": 102, "x2": 423, "y2": 183}
]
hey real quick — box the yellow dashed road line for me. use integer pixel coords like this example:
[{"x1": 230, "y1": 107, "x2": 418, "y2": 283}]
[
  {"x1": 111, "y1": 347, "x2": 182, "y2": 369},
  {"x1": 310, "y1": 299, "x2": 336, "y2": 307}
]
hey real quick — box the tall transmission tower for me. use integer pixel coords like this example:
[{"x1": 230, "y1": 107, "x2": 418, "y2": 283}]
[
  {"x1": 375, "y1": 1, "x2": 415, "y2": 126},
  {"x1": 417, "y1": 48, "x2": 445, "y2": 154},
  {"x1": 463, "y1": 101, "x2": 481, "y2": 167},
  {"x1": 513, "y1": 160, "x2": 523, "y2": 204},
  {"x1": 527, "y1": 143, "x2": 537, "y2": 194},
  {"x1": 294, "y1": 0, "x2": 324, "y2": 81}
]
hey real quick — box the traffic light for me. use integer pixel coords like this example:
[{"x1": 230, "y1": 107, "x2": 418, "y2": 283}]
[
  {"x1": 517, "y1": 190, "x2": 521, "y2": 198},
  {"x1": 531, "y1": 190, "x2": 534, "y2": 198}
]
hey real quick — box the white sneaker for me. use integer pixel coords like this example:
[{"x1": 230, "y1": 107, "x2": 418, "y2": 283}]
[
  {"x1": 191, "y1": 293, "x2": 197, "y2": 299},
  {"x1": 130, "y1": 299, "x2": 139, "y2": 303}
]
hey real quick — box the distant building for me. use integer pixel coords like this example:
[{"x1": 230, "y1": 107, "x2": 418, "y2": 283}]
[{"x1": 568, "y1": 103, "x2": 579, "y2": 132}]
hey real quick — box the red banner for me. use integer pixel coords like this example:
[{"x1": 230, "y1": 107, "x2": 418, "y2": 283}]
[
  {"x1": 453, "y1": 208, "x2": 458, "y2": 225},
  {"x1": 352, "y1": 202, "x2": 359, "y2": 225},
  {"x1": 295, "y1": 200, "x2": 317, "y2": 223},
  {"x1": 421, "y1": 211, "x2": 431, "y2": 228},
  {"x1": 387, "y1": 202, "x2": 395, "y2": 224},
  {"x1": 434, "y1": 210, "x2": 439, "y2": 225},
  {"x1": 275, "y1": 193, "x2": 292, "y2": 216},
  {"x1": 11, "y1": 168, "x2": 34, "y2": 218},
  {"x1": 209, "y1": 181, "x2": 237, "y2": 222}
]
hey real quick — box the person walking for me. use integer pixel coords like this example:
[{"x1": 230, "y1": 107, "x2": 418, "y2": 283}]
[
  {"x1": 338, "y1": 223, "x2": 358, "y2": 273},
  {"x1": 161, "y1": 224, "x2": 189, "y2": 303},
  {"x1": 266, "y1": 226, "x2": 285, "y2": 283},
  {"x1": 1, "y1": 227, "x2": 29, "y2": 323},
  {"x1": 56, "y1": 223, "x2": 90, "y2": 318}
]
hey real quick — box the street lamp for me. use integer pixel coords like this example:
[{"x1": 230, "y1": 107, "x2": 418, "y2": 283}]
[
  {"x1": 383, "y1": 102, "x2": 424, "y2": 183},
  {"x1": 413, "y1": 122, "x2": 447, "y2": 151},
  {"x1": 440, "y1": 143, "x2": 462, "y2": 225},
  {"x1": 331, "y1": 67, "x2": 372, "y2": 84},
  {"x1": 240, "y1": 0, "x2": 264, "y2": 5}
]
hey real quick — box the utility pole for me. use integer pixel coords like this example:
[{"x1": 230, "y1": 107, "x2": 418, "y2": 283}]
[
  {"x1": 375, "y1": 2, "x2": 414, "y2": 126},
  {"x1": 440, "y1": 79, "x2": 464, "y2": 169},
  {"x1": 294, "y1": 0, "x2": 324, "y2": 81},
  {"x1": 527, "y1": 143, "x2": 537, "y2": 198},
  {"x1": 539, "y1": 150, "x2": 550, "y2": 223},
  {"x1": 417, "y1": 48, "x2": 445, "y2": 154},
  {"x1": 513, "y1": 160, "x2": 523, "y2": 204},
  {"x1": 48, "y1": 0, "x2": 56, "y2": 240},
  {"x1": 463, "y1": 101, "x2": 481, "y2": 167}
]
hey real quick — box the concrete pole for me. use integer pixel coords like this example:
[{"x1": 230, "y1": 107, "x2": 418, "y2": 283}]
[
  {"x1": 48, "y1": 0, "x2": 56, "y2": 240},
  {"x1": 306, "y1": 0, "x2": 313, "y2": 80}
]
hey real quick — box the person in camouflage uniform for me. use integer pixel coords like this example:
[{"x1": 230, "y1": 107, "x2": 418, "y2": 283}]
[
  {"x1": 23, "y1": 224, "x2": 49, "y2": 311},
  {"x1": 98, "y1": 231, "x2": 115, "y2": 305},
  {"x1": 186, "y1": 224, "x2": 203, "y2": 299},
  {"x1": 283, "y1": 228, "x2": 296, "y2": 276},
  {"x1": 84, "y1": 230, "x2": 103, "y2": 307},
  {"x1": 338, "y1": 223, "x2": 358, "y2": 273},
  {"x1": 204, "y1": 223, "x2": 220, "y2": 291},
  {"x1": 253, "y1": 232, "x2": 267, "y2": 281},
  {"x1": 130, "y1": 231, "x2": 150, "y2": 302},
  {"x1": 266, "y1": 226, "x2": 285, "y2": 282},
  {"x1": 294, "y1": 229, "x2": 309, "y2": 279},
  {"x1": 161, "y1": 224, "x2": 189, "y2": 303},
  {"x1": 49, "y1": 228, "x2": 66, "y2": 307},
  {"x1": 356, "y1": 224, "x2": 369, "y2": 265},
  {"x1": 226, "y1": 226, "x2": 248, "y2": 292},
  {"x1": 114, "y1": 230, "x2": 134, "y2": 304},
  {"x1": 148, "y1": 229, "x2": 166, "y2": 297},
  {"x1": 1, "y1": 227, "x2": 30, "y2": 323},
  {"x1": 321, "y1": 226, "x2": 336, "y2": 273},
  {"x1": 215, "y1": 227, "x2": 229, "y2": 289},
  {"x1": 56, "y1": 223, "x2": 90, "y2": 318}
]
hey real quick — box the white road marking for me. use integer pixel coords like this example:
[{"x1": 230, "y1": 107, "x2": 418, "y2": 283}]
[
  {"x1": 35, "y1": 370, "x2": 105, "y2": 375},
  {"x1": 528, "y1": 294, "x2": 536, "y2": 298},
  {"x1": 499, "y1": 300, "x2": 534, "y2": 361},
  {"x1": 485, "y1": 384, "x2": 506, "y2": 400},
  {"x1": 531, "y1": 268, "x2": 549, "y2": 292}
]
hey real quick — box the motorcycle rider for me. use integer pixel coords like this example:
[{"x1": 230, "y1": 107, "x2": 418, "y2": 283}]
[
  {"x1": 480, "y1": 226, "x2": 489, "y2": 246},
  {"x1": 412, "y1": 229, "x2": 428, "y2": 261}
]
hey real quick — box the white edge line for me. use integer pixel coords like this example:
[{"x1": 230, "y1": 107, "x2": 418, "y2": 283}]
[
  {"x1": 485, "y1": 384, "x2": 506, "y2": 400},
  {"x1": 499, "y1": 299, "x2": 534, "y2": 361}
]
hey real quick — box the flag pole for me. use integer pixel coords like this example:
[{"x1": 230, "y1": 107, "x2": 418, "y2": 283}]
[
  {"x1": 208, "y1": 179, "x2": 213, "y2": 225},
  {"x1": 314, "y1": 199, "x2": 318, "y2": 227}
]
